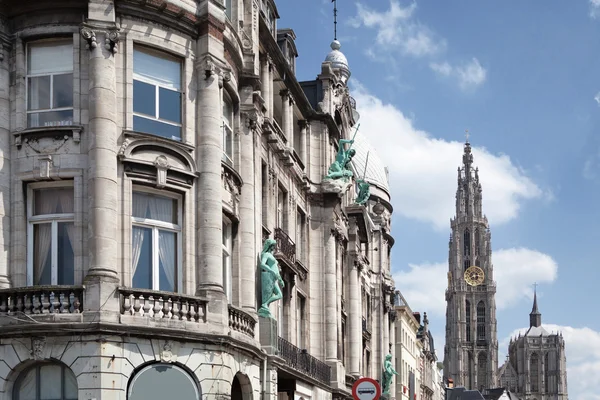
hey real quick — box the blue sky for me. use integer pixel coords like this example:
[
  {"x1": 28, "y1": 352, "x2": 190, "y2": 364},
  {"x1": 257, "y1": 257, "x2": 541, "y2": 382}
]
[{"x1": 278, "y1": 1, "x2": 600, "y2": 398}]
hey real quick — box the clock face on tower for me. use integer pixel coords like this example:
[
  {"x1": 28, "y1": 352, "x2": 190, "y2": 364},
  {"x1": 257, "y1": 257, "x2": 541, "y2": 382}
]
[{"x1": 464, "y1": 266, "x2": 485, "y2": 286}]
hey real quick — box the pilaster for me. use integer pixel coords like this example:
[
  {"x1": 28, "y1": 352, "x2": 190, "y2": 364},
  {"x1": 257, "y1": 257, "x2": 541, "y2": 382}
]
[
  {"x1": 324, "y1": 229, "x2": 337, "y2": 361},
  {"x1": 349, "y1": 259, "x2": 361, "y2": 376},
  {"x1": 0, "y1": 32, "x2": 10, "y2": 288}
]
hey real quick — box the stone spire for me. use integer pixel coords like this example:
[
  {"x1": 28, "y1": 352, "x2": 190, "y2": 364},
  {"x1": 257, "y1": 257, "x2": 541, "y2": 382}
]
[
  {"x1": 529, "y1": 287, "x2": 542, "y2": 328},
  {"x1": 456, "y1": 138, "x2": 483, "y2": 218}
]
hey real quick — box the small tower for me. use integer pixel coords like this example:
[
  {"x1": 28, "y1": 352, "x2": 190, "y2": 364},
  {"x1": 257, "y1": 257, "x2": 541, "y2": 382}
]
[{"x1": 529, "y1": 287, "x2": 542, "y2": 328}]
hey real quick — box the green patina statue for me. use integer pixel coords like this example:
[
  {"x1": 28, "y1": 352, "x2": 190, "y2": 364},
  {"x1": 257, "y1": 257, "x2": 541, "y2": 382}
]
[
  {"x1": 326, "y1": 138, "x2": 356, "y2": 180},
  {"x1": 355, "y1": 179, "x2": 371, "y2": 205},
  {"x1": 258, "y1": 239, "x2": 285, "y2": 318},
  {"x1": 382, "y1": 353, "x2": 399, "y2": 395}
]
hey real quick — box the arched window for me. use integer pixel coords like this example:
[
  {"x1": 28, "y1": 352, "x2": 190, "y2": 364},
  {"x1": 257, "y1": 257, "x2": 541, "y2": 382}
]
[
  {"x1": 463, "y1": 230, "x2": 471, "y2": 256},
  {"x1": 475, "y1": 229, "x2": 480, "y2": 256},
  {"x1": 464, "y1": 259, "x2": 470, "y2": 271},
  {"x1": 544, "y1": 352, "x2": 550, "y2": 393},
  {"x1": 531, "y1": 353, "x2": 539, "y2": 392},
  {"x1": 128, "y1": 363, "x2": 200, "y2": 400},
  {"x1": 477, "y1": 353, "x2": 487, "y2": 390},
  {"x1": 476, "y1": 301, "x2": 485, "y2": 341},
  {"x1": 14, "y1": 363, "x2": 77, "y2": 400},
  {"x1": 467, "y1": 352, "x2": 473, "y2": 389},
  {"x1": 465, "y1": 300, "x2": 471, "y2": 342}
]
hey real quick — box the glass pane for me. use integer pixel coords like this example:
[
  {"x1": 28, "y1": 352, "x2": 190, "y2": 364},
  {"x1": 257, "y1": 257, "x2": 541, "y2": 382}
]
[
  {"x1": 64, "y1": 367, "x2": 78, "y2": 399},
  {"x1": 133, "y1": 48, "x2": 181, "y2": 91},
  {"x1": 129, "y1": 364, "x2": 199, "y2": 400},
  {"x1": 28, "y1": 109, "x2": 73, "y2": 128},
  {"x1": 17, "y1": 367, "x2": 37, "y2": 400},
  {"x1": 39, "y1": 364, "x2": 62, "y2": 399},
  {"x1": 133, "y1": 115, "x2": 181, "y2": 141},
  {"x1": 34, "y1": 223, "x2": 52, "y2": 286},
  {"x1": 159, "y1": 87, "x2": 181, "y2": 124},
  {"x1": 53, "y1": 73, "x2": 73, "y2": 108},
  {"x1": 158, "y1": 230, "x2": 176, "y2": 292},
  {"x1": 57, "y1": 222, "x2": 75, "y2": 285},
  {"x1": 133, "y1": 80, "x2": 156, "y2": 117},
  {"x1": 132, "y1": 227, "x2": 152, "y2": 289},
  {"x1": 28, "y1": 42, "x2": 73, "y2": 75},
  {"x1": 224, "y1": 126, "x2": 233, "y2": 158},
  {"x1": 28, "y1": 76, "x2": 51, "y2": 110},
  {"x1": 34, "y1": 188, "x2": 74, "y2": 215},
  {"x1": 222, "y1": 98, "x2": 233, "y2": 126},
  {"x1": 133, "y1": 192, "x2": 177, "y2": 223}
]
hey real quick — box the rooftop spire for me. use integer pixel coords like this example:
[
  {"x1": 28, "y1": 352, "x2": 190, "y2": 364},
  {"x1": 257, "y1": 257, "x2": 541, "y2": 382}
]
[
  {"x1": 332, "y1": 0, "x2": 338, "y2": 40},
  {"x1": 462, "y1": 130, "x2": 473, "y2": 175},
  {"x1": 530, "y1": 283, "x2": 542, "y2": 328}
]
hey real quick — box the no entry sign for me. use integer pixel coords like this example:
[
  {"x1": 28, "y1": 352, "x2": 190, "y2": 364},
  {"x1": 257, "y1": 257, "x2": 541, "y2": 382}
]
[{"x1": 352, "y1": 377, "x2": 381, "y2": 400}]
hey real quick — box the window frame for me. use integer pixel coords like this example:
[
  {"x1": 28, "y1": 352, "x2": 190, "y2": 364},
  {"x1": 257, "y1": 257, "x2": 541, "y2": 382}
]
[
  {"x1": 131, "y1": 187, "x2": 183, "y2": 293},
  {"x1": 14, "y1": 362, "x2": 78, "y2": 400},
  {"x1": 132, "y1": 46, "x2": 183, "y2": 141},
  {"x1": 222, "y1": 92, "x2": 234, "y2": 165},
  {"x1": 222, "y1": 216, "x2": 233, "y2": 303},
  {"x1": 25, "y1": 39, "x2": 74, "y2": 128},
  {"x1": 26, "y1": 182, "x2": 75, "y2": 287}
]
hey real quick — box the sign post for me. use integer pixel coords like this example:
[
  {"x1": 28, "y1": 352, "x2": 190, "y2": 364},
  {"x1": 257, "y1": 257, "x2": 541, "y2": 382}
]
[{"x1": 352, "y1": 377, "x2": 381, "y2": 400}]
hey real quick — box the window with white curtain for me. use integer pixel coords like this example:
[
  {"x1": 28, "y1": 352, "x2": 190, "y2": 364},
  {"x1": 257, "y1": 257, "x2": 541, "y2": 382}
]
[
  {"x1": 27, "y1": 186, "x2": 75, "y2": 286},
  {"x1": 222, "y1": 217, "x2": 232, "y2": 303},
  {"x1": 133, "y1": 47, "x2": 182, "y2": 141},
  {"x1": 296, "y1": 292, "x2": 306, "y2": 348},
  {"x1": 26, "y1": 41, "x2": 73, "y2": 128},
  {"x1": 222, "y1": 93, "x2": 234, "y2": 165},
  {"x1": 14, "y1": 363, "x2": 78, "y2": 400},
  {"x1": 131, "y1": 190, "x2": 181, "y2": 292}
]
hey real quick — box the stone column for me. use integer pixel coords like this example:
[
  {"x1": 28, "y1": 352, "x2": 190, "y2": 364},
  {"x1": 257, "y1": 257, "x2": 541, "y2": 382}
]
[
  {"x1": 81, "y1": 25, "x2": 119, "y2": 282},
  {"x1": 0, "y1": 39, "x2": 10, "y2": 288},
  {"x1": 324, "y1": 230, "x2": 337, "y2": 361},
  {"x1": 299, "y1": 120, "x2": 307, "y2": 165},
  {"x1": 280, "y1": 89, "x2": 290, "y2": 140},
  {"x1": 261, "y1": 56, "x2": 271, "y2": 119},
  {"x1": 268, "y1": 64, "x2": 274, "y2": 120},
  {"x1": 349, "y1": 262, "x2": 361, "y2": 376}
]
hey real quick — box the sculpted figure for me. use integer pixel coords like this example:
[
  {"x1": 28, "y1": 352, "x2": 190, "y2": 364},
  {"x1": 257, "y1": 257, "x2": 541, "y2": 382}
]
[
  {"x1": 326, "y1": 138, "x2": 356, "y2": 180},
  {"x1": 382, "y1": 353, "x2": 399, "y2": 394},
  {"x1": 258, "y1": 239, "x2": 285, "y2": 318},
  {"x1": 354, "y1": 179, "x2": 371, "y2": 205}
]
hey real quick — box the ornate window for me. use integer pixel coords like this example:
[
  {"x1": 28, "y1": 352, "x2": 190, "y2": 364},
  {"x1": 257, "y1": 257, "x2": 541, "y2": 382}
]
[
  {"x1": 544, "y1": 352, "x2": 550, "y2": 393},
  {"x1": 128, "y1": 363, "x2": 200, "y2": 400},
  {"x1": 475, "y1": 228, "x2": 480, "y2": 256},
  {"x1": 476, "y1": 301, "x2": 486, "y2": 341},
  {"x1": 27, "y1": 185, "x2": 75, "y2": 286},
  {"x1": 133, "y1": 47, "x2": 182, "y2": 141},
  {"x1": 463, "y1": 230, "x2": 471, "y2": 256},
  {"x1": 222, "y1": 92, "x2": 234, "y2": 165},
  {"x1": 477, "y1": 353, "x2": 487, "y2": 390},
  {"x1": 468, "y1": 352, "x2": 473, "y2": 389},
  {"x1": 223, "y1": 217, "x2": 233, "y2": 303},
  {"x1": 466, "y1": 301, "x2": 471, "y2": 342},
  {"x1": 26, "y1": 41, "x2": 74, "y2": 128},
  {"x1": 14, "y1": 363, "x2": 78, "y2": 400},
  {"x1": 531, "y1": 353, "x2": 539, "y2": 392},
  {"x1": 131, "y1": 190, "x2": 181, "y2": 292}
]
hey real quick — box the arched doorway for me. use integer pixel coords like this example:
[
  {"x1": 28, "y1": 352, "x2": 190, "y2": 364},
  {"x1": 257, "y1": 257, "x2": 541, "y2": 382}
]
[
  {"x1": 128, "y1": 363, "x2": 200, "y2": 400},
  {"x1": 231, "y1": 372, "x2": 252, "y2": 400},
  {"x1": 231, "y1": 375, "x2": 243, "y2": 400},
  {"x1": 13, "y1": 362, "x2": 78, "y2": 400}
]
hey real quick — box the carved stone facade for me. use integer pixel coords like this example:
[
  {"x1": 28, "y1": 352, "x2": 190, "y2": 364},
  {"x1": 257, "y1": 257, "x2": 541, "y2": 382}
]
[{"x1": 0, "y1": 0, "x2": 394, "y2": 399}]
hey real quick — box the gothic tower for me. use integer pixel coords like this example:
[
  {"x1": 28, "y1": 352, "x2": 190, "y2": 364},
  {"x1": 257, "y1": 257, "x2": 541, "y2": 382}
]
[{"x1": 444, "y1": 140, "x2": 498, "y2": 390}]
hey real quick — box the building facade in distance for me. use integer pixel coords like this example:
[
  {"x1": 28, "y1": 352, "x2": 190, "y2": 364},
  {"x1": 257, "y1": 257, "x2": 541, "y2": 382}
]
[
  {"x1": 0, "y1": 0, "x2": 396, "y2": 399},
  {"x1": 443, "y1": 140, "x2": 498, "y2": 390}
]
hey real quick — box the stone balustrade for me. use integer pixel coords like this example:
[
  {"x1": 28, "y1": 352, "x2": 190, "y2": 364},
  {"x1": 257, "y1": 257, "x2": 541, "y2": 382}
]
[
  {"x1": 228, "y1": 304, "x2": 256, "y2": 338},
  {"x1": 120, "y1": 287, "x2": 207, "y2": 323},
  {"x1": 0, "y1": 286, "x2": 83, "y2": 315}
]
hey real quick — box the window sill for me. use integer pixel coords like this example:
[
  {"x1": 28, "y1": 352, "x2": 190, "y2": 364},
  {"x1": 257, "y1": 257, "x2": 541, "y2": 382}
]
[{"x1": 14, "y1": 125, "x2": 83, "y2": 149}]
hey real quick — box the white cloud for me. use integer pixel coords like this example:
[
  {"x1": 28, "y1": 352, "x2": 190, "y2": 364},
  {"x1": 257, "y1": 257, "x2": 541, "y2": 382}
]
[
  {"x1": 591, "y1": 0, "x2": 600, "y2": 19},
  {"x1": 393, "y1": 248, "x2": 558, "y2": 318},
  {"x1": 430, "y1": 58, "x2": 487, "y2": 91},
  {"x1": 350, "y1": 1, "x2": 445, "y2": 58},
  {"x1": 352, "y1": 83, "x2": 546, "y2": 230},
  {"x1": 594, "y1": 91, "x2": 600, "y2": 105},
  {"x1": 501, "y1": 325, "x2": 600, "y2": 400}
]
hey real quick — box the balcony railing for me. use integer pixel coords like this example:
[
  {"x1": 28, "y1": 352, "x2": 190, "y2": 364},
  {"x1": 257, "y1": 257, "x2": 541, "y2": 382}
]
[
  {"x1": 274, "y1": 227, "x2": 296, "y2": 265},
  {"x1": 120, "y1": 288, "x2": 207, "y2": 323},
  {"x1": 278, "y1": 336, "x2": 331, "y2": 385},
  {"x1": 228, "y1": 305, "x2": 256, "y2": 338},
  {"x1": 0, "y1": 286, "x2": 83, "y2": 314}
]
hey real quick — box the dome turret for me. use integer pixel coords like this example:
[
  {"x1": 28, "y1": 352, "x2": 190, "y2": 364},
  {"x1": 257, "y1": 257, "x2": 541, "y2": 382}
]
[{"x1": 325, "y1": 40, "x2": 351, "y2": 83}]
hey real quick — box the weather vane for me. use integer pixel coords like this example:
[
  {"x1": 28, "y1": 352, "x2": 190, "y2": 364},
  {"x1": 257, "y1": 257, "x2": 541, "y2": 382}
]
[
  {"x1": 332, "y1": 0, "x2": 338, "y2": 40},
  {"x1": 465, "y1": 129, "x2": 470, "y2": 142}
]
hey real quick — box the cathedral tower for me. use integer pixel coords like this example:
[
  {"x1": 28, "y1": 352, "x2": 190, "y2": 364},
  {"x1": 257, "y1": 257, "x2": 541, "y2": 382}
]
[{"x1": 444, "y1": 140, "x2": 498, "y2": 390}]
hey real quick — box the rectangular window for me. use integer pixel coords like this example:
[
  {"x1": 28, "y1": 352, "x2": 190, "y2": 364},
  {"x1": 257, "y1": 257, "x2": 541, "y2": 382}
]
[
  {"x1": 296, "y1": 208, "x2": 306, "y2": 264},
  {"x1": 277, "y1": 185, "x2": 287, "y2": 231},
  {"x1": 296, "y1": 293, "x2": 306, "y2": 348},
  {"x1": 261, "y1": 162, "x2": 268, "y2": 226},
  {"x1": 133, "y1": 48, "x2": 182, "y2": 141},
  {"x1": 26, "y1": 41, "x2": 73, "y2": 128},
  {"x1": 223, "y1": 217, "x2": 233, "y2": 303},
  {"x1": 27, "y1": 187, "x2": 75, "y2": 286},
  {"x1": 222, "y1": 94, "x2": 234, "y2": 165},
  {"x1": 225, "y1": 0, "x2": 232, "y2": 20},
  {"x1": 131, "y1": 190, "x2": 181, "y2": 292}
]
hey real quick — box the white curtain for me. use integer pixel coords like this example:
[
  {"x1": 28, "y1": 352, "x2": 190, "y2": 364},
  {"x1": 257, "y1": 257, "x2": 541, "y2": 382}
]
[
  {"x1": 57, "y1": 189, "x2": 75, "y2": 252},
  {"x1": 150, "y1": 196, "x2": 176, "y2": 290},
  {"x1": 34, "y1": 192, "x2": 57, "y2": 285},
  {"x1": 131, "y1": 194, "x2": 150, "y2": 277},
  {"x1": 17, "y1": 368, "x2": 36, "y2": 400}
]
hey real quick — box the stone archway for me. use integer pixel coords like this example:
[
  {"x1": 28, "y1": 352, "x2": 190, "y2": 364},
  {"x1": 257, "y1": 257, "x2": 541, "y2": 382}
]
[{"x1": 231, "y1": 372, "x2": 253, "y2": 400}]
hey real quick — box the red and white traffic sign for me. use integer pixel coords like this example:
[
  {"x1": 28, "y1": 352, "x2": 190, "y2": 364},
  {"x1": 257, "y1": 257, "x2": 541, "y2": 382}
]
[{"x1": 352, "y1": 377, "x2": 381, "y2": 400}]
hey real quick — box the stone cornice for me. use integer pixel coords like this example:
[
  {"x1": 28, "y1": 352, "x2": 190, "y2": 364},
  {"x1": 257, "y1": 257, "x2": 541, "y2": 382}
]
[{"x1": 115, "y1": 0, "x2": 200, "y2": 39}]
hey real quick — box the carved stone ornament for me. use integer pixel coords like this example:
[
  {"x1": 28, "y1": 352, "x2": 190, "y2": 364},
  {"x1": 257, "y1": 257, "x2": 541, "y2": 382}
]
[
  {"x1": 154, "y1": 155, "x2": 170, "y2": 189},
  {"x1": 80, "y1": 27, "x2": 97, "y2": 50},
  {"x1": 105, "y1": 30, "x2": 120, "y2": 54},
  {"x1": 200, "y1": 56, "x2": 219, "y2": 79},
  {"x1": 244, "y1": 110, "x2": 259, "y2": 131},
  {"x1": 39, "y1": 155, "x2": 53, "y2": 179},
  {"x1": 31, "y1": 337, "x2": 46, "y2": 360},
  {"x1": 160, "y1": 341, "x2": 173, "y2": 363}
]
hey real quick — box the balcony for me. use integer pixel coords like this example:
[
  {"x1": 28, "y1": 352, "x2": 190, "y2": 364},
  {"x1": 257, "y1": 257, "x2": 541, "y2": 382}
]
[
  {"x1": 274, "y1": 227, "x2": 296, "y2": 266},
  {"x1": 362, "y1": 317, "x2": 372, "y2": 341},
  {"x1": 0, "y1": 286, "x2": 84, "y2": 317},
  {"x1": 278, "y1": 336, "x2": 331, "y2": 386},
  {"x1": 119, "y1": 287, "x2": 208, "y2": 325},
  {"x1": 228, "y1": 304, "x2": 256, "y2": 338}
]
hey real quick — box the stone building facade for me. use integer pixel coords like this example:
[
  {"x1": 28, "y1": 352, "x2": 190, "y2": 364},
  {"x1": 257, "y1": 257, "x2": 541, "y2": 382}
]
[
  {"x1": 0, "y1": 0, "x2": 396, "y2": 399},
  {"x1": 394, "y1": 292, "x2": 422, "y2": 400},
  {"x1": 417, "y1": 313, "x2": 438, "y2": 400},
  {"x1": 443, "y1": 140, "x2": 498, "y2": 390},
  {"x1": 499, "y1": 293, "x2": 568, "y2": 400}
]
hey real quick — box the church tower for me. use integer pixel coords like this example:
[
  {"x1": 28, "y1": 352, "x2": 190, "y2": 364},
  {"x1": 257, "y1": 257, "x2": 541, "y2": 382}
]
[{"x1": 444, "y1": 140, "x2": 498, "y2": 390}]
